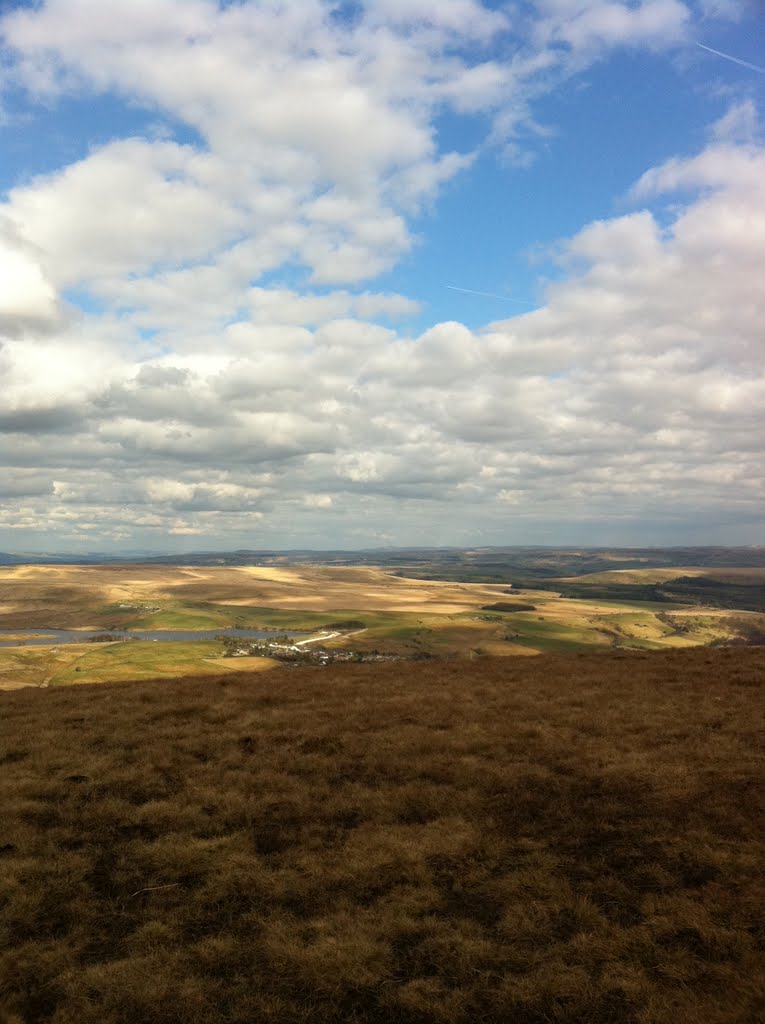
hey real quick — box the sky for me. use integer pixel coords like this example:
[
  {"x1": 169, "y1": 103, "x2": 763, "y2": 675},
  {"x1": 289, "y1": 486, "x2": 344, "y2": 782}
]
[{"x1": 0, "y1": 0, "x2": 763, "y2": 553}]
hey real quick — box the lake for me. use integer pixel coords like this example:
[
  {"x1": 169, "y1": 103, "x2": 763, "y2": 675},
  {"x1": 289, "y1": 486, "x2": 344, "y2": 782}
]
[{"x1": 0, "y1": 628, "x2": 294, "y2": 648}]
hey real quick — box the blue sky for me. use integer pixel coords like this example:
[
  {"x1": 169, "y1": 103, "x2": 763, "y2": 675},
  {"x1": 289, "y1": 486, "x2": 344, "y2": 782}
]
[{"x1": 0, "y1": 0, "x2": 763, "y2": 552}]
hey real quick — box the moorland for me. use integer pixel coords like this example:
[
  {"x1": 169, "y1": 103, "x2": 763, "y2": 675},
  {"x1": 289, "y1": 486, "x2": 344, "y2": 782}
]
[
  {"x1": 1, "y1": 549, "x2": 765, "y2": 689},
  {"x1": 0, "y1": 647, "x2": 763, "y2": 1023},
  {"x1": 0, "y1": 549, "x2": 763, "y2": 1022}
]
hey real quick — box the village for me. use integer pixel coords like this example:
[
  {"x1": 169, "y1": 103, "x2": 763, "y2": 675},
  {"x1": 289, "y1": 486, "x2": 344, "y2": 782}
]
[{"x1": 219, "y1": 631, "x2": 401, "y2": 667}]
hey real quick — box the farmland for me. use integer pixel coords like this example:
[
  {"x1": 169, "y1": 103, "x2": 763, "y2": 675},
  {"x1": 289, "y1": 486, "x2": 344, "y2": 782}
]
[
  {"x1": 0, "y1": 557, "x2": 763, "y2": 1022},
  {"x1": 1, "y1": 560, "x2": 764, "y2": 689}
]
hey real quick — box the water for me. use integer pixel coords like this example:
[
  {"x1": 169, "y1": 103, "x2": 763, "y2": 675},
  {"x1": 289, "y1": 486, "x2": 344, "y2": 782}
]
[{"x1": 0, "y1": 628, "x2": 294, "y2": 648}]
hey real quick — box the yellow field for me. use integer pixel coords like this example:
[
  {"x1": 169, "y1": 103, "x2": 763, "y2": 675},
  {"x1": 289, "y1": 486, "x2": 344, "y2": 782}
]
[
  {"x1": 0, "y1": 562, "x2": 760, "y2": 688},
  {"x1": 557, "y1": 566, "x2": 765, "y2": 585},
  {"x1": 0, "y1": 562, "x2": 516, "y2": 615},
  {"x1": 555, "y1": 567, "x2": 709, "y2": 584}
]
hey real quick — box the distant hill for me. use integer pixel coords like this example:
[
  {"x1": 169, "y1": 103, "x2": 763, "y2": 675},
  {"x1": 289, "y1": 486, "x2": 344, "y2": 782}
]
[{"x1": 2, "y1": 545, "x2": 765, "y2": 572}]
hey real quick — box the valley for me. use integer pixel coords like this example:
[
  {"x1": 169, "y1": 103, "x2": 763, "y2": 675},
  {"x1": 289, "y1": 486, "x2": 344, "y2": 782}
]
[{"x1": 1, "y1": 555, "x2": 763, "y2": 689}]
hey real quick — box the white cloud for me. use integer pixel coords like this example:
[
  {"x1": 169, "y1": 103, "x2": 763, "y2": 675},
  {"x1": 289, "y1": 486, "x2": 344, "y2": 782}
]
[
  {"x1": 0, "y1": 4, "x2": 762, "y2": 548},
  {"x1": 1, "y1": 0, "x2": 486, "y2": 299},
  {"x1": 0, "y1": 221, "x2": 60, "y2": 330},
  {"x1": 0, "y1": 0, "x2": 701, "y2": 319},
  {"x1": 304, "y1": 494, "x2": 333, "y2": 509},
  {"x1": 697, "y1": 0, "x2": 748, "y2": 19},
  {"x1": 711, "y1": 99, "x2": 760, "y2": 144},
  {"x1": 631, "y1": 141, "x2": 765, "y2": 197},
  {"x1": 367, "y1": 0, "x2": 509, "y2": 38},
  {"x1": 6, "y1": 140, "x2": 244, "y2": 287},
  {"x1": 534, "y1": 0, "x2": 691, "y2": 53}
]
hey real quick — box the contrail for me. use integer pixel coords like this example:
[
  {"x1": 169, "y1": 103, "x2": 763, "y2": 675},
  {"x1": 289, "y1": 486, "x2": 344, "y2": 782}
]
[
  {"x1": 696, "y1": 42, "x2": 765, "y2": 75},
  {"x1": 447, "y1": 285, "x2": 532, "y2": 306}
]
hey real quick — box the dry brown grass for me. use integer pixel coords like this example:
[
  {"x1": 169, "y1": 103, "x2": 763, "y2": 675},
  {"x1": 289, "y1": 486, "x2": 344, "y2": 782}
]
[
  {"x1": 555, "y1": 569, "x2": 711, "y2": 585},
  {"x1": 0, "y1": 648, "x2": 763, "y2": 1024},
  {"x1": 0, "y1": 563, "x2": 513, "y2": 621},
  {"x1": 559, "y1": 568, "x2": 765, "y2": 588}
]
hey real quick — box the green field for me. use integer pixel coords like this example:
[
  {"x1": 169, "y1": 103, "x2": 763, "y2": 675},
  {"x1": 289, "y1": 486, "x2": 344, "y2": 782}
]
[
  {"x1": 1, "y1": 562, "x2": 763, "y2": 689},
  {"x1": 0, "y1": 641, "x2": 241, "y2": 690},
  {"x1": 51, "y1": 641, "x2": 233, "y2": 685},
  {"x1": 495, "y1": 613, "x2": 609, "y2": 652}
]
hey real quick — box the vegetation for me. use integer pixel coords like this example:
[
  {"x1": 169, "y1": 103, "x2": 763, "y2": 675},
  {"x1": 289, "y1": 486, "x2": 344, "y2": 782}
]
[
  {"x1": 2, "y1": 563, "x2": 764, "y2": 691},
  {"x1": 481, "y1": 602, "x2": 537, "y2": 613},
  {"x1": 4, "y1": 545, "x2": 765, "y2": 576},
  {"x1": 0, "y1": 648, "x2": 763, "y2": 1024},
  {"x1": 0, "y1": 641, "x2": 275, "y2": 691},
  {"x1": 521, "y1": 575, "x2": 765, "y2": 613},
  {"x1": 49, "y1": 641, "x2": 236, "y2": 686},
  {"x1": 320, "y1": 620, "x2": 367, "y2": 630},
  {"x1": 655, "y1": 575, "x2": 765, "y2": 613},
  {"x1": 381, "y1": 547, "x2": 765, "y2": 583}
]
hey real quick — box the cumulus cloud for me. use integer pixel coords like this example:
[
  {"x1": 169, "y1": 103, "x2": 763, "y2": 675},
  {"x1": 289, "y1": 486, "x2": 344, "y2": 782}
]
[
  {"x1": 0, "y1": 220, "x2": 61, "y2": 335},
  {"x1": 6, "y1": 141, "x2": 245, "y2": 287},
  {"x1": 0, "y1": 0, "x2": 491, "y2": 300},
  {"x1": 3, "y1": 126, "x2": 763, "y2": 545},
  {"x1": 0, "y1": 2, "x2": 761, "y2": 549}
]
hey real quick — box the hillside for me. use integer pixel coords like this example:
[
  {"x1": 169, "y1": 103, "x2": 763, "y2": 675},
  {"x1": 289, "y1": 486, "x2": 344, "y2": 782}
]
[
  {"x1": 3, "y1": 564, "x2": 765, "y2": 695},
  {"x1": 0, "y1": 649, "x2": 763, "y2": 1024},
  {"x1": 3, "y1": 546, "x2": 765, "y2": 573}
]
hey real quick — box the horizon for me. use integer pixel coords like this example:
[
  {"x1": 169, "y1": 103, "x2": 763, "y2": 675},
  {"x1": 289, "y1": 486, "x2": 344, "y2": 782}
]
[
  {"x1": 1, "y1": 1, "x2": 764, "y2": 552},
  {"x1": 2, "y1": 541, "x2": 764, "y2": 562}
]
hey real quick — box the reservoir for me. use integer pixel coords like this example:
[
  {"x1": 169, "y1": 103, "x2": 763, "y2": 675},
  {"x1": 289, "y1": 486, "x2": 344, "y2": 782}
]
[{"x1": 0, "y1": 628, "x2": 294, "y2": 648}]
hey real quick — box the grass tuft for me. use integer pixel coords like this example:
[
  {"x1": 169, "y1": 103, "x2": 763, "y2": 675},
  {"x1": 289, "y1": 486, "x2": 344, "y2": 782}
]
[{"x1": 0, "y1": 647, "x2": 763, "y2": 1023}]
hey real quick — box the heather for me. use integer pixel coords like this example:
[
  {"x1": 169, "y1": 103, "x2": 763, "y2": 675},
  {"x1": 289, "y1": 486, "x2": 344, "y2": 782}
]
[{"x1": 1, "y1": 648, "x2": 763, "y2": 1023}]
